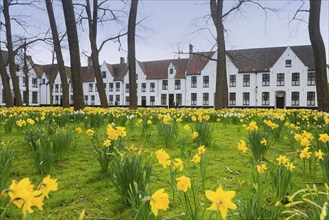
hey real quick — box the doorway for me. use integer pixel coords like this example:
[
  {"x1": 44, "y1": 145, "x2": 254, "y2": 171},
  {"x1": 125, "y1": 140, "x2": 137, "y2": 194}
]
[
  {"x1": 141, "y1": 96, "x2": 146, "y2": 107},
  {"x1": 275, "y1": 91, "x2": 285, "y2": 109},
  {"x1": 169, "y1": 94, "x2": 174, "y2": 108}
]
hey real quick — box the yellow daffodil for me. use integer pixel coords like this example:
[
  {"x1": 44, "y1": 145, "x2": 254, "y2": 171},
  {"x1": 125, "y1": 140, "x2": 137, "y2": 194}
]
[
  {"x1": 237, "y1": 140, "x2": 248, "y2": 153},
  {"x1": 192, "y1": 131, "x2": 199, "y2": 139},
  {"x1": 191, "y1": 154, "x2": 201, "y2": 164},
  {"x1": 205, "y1": 184, "x2": 237, "y2": 219},
  {"x1": 75, "y1": 127, "x2": 82, "y2": 133},
  {"x1": 156, "y1": 149, "x2": 171, "y2": 168},
  {"x1": 103, "y1": 139, "x2": 112, "y2": 147},
  {"x1": 294, "y1": 134, "x2": 302, "y2": 142},
  {"x1": 300, "y1": 138, "x2": 310, "y2": 147},
  {"x1": 39, "y1": 175, "x2": 58, "y2": 198},
  {"x1": 300, "y1": 147, "x2": 312, "y2": 159},
  {"x1": 176, "y1": 176, "x2": 191, "y2": 192},
  {"x1": 257, "y1": 163, "x2": 267, "y2": 174},
  {"x1": 86, "y1": 129, "x2": 95, "y2": 137},
  {"x1": 285, "y1": 162, "x2": 296, "y2": 171},
  {"x1": 276, "y1": 155, "x2": 289, "y2": 165},
  {"x1": 197, "y1": 145, "x2": 206, "y2": 154},
  {"x1": 315, "y1": 150, "x2": 324, "y2": 160},
  {"x1": 149, "y1": 188, "x2": 169, "y2": 216},
  {"x1": 173, "y1": 158, "x2": 184, "y2": 171},
  {"x1": 260, "y1": 138, "x2": 267, "y2": 145},
  {"x1": 319, "y1": 134, "x2": 329, "y2": 143},
  {"x1": 147, "y1": 120, "x2": 152, "y2": 125}
]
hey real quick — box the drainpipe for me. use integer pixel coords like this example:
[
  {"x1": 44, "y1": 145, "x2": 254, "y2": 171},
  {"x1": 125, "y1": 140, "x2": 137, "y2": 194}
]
[{"x1": 255, "y1": 71, "x2": 258, "y2": 108}]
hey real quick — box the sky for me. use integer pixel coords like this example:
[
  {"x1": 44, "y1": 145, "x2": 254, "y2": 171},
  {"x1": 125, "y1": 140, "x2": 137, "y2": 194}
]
[{"x1": 1, "y1": 0, "x2": 328, "y2": 65}]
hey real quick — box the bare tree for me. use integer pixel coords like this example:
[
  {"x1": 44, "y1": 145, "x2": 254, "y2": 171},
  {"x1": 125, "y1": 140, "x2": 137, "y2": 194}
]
[
  {"x1": 0, "y1": 49, "x2": 13, "y2": 107},
  {"x1": 128, "y1": 0, "x2": 138, "y2": 109},
  {"x1": 45, "y1": 0, "x2": 70, "y2": 108},
  {"x1": 308, "y1": 0, "x2": 329, "y2": 112},
  {"x1": 62, "y1": 0, "x2": 85, "y2": 110},
  {"x1": 210, "y1": 0, "x2": 229, "y2": 110},
  {"x1": 3, "y1": 0, "x2": 23, "y2": 106},
  {"x1": 85, "y1": 0, "x2": 108, "y2": 107}
]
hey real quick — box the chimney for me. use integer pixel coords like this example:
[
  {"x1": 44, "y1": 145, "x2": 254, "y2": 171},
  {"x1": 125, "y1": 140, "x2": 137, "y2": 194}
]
[
  {"x1": 120, "y1": 57, "x2": 125, "y2": 64},
  {"x1": 189, "y1": 44, "x2": 193, "y2": 59},
  {"x1": 88, "y1": 56, "x2": 93, "y2": 67}
]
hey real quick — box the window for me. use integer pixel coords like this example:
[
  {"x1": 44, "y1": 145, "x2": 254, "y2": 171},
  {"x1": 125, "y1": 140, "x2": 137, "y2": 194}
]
[
  {"x1": 229, "y1": 75, "x2": 236, "y2": 87},
  {"x1": 84, "y1": 95, "x2": 88, "y2": 105},
  {"x1": 162, "y1": 80, "x2": 168, "y2": 90},
  {"x1": 161, "y1": 94, "x2": 167, "y2": 105},
  {"x1": 191, "y1": 93, "x2": 197, "y2": 105},
  {"x1": 175, "y1": 80, "x2": 181, "y2": 90},
  {"x1": 95, "y1": 83, "x2": 98, "y2": 92},
  {"x1": 109, "y1": 95, "x2": 113, "y2": 105},
  {"x1": 126, "y1": 96, "x2": 130, "y2": 105},
  {"x1": 285, "y1": 59, "x2": 292, "y2": 67},
  {"x1": 91, "y1": 95, "x2": 95, "y2": 105},
  {"x1": 277, "y1": 73, "x2": 285, "y2": 86},
  {"x1": 307, "y1": 92, "x2": 315, "y2": 106},
  {"x1": 191, "y1": 76, "x2": 197, "y2": 88},
  {"x1": 203, "y1": 93, "x2": 209, "y2": 105},
  {"x1": 103, "y1": 83, "x2": 106, "y2": 90},
  {"x1": 243, "y1": 93, "x2": 250, "y2": 105},
  {"x1": 116, "y1": 82, "x2": 120, "y2": 91},
  {"x1": 136, "y1": 74, "x2": 138, "y2": 80},
  {"x1": 142, "y1": 83, "x2": 146, "y2": 92},
  {"x1": 32, "y1": 92, "x2": 38, "y2": 104},
  {"x1": 229, "y1": 93, "x2": 236, "y2": 106},
  {"x1": 102, "y1": 71, "x2": 107, "y2": 78},
  {"x1": 291, "y1": 92, "x2": 299, "y2": 106},
  {"x1": 42, "y1": 79, "x2": 46, "y2": 84},
  {"x1": 115, "y1": 95, "x2": 120, "y2": 105},
  {"x1": 89, "y1": 83, "x2": 93, "y2": 92},
  {"x1": 307, "y1": 72, "x2": 316, "y2": 86},
  {"x1": 32, "y1": 78, "x2": 38, "y2": 88},
  {"x1": 22, "y1": 77, "x2": 26, "y2": 87},
  {"x1": 55, "y1": 95, "x2": 59, "y2": 105},
  {"x1": 262, "y1": 74, "x2": 270, "y2": 86},
  {"x1": 23, "y1": 91, "x2": 27, "y2": 103},
  {"x1": 176, "y1": 94, "x2": 182, "y2": 106},
  {"x1": 109, "y1": 83, "x2": 113, "y2": 92},
  {"x1": 147, "y1": 83, "x2": 154, "y2": 92},
  {"x1": 262, "y1": 92, "x2": 269, "y2": 106},
  {"x1": 243, "y1": 75, "x2": 250, "y2": 87},
  {"x1": 292, "y1": 73, "x2": 300, "y2": 86},
  {"x1": 125, "y1": 84, "x2": 129, "y2": 93},
  {"x1": 150, "y1": 96, "x2": 155, "y2": 106},
  {"x1": 169, "y1": 68, "x2": 173, "y2": 74},
  {"x1": 203, "y1": 76, "x2": 209, "y2": 88},
  {"x1": 55, "y1": 84, "x2": 59, "y2": 92}
]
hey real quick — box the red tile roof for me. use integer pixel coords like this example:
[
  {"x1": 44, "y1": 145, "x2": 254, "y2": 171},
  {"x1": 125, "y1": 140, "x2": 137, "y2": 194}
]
[{"x1": 106, "y1": 63, "x2": 128, "y2": 81}]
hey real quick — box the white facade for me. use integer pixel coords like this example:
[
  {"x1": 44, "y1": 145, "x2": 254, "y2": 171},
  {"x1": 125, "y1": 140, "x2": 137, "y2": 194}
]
[{"x1": 1, "y1": 45, "x2": 324, "y2": 108}]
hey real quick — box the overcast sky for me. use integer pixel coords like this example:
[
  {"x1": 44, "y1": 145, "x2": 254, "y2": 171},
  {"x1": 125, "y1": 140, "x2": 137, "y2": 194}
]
[{"x1": 2, "y1": 0, "x2": 328, "y2": 65}]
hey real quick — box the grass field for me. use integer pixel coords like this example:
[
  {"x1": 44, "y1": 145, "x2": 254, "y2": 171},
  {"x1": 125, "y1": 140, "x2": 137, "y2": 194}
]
[{"x1": 0, "y1": 107, "x2": 328, "y2": 219}]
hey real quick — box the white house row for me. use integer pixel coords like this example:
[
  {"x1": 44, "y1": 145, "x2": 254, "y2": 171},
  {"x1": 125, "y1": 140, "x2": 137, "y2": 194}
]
[{"x1": 1, "y1": 45, "x2": 327, "y2": 108}]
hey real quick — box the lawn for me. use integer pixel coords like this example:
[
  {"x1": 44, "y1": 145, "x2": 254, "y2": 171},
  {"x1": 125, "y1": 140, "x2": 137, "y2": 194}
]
[{"x1": 0, "y1": 107, "x2": 328, "y2": 220}]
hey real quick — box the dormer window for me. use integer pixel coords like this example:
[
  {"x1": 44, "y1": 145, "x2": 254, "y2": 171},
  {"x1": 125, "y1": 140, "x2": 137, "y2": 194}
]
[
  {"x1": 285, "y1": 60, "x2": 292, "y2": 67},
  {"x1": 102, "y1": 71, "x2": 106, "y2": 78},
  {"x1": 169, "y1": 68, "x2": 173, "y2": 74}
]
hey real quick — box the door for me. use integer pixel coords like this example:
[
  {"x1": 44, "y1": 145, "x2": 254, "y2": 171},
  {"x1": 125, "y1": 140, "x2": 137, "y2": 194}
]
[
  {"x1": 141, "y1": 96, "x2": 146, "y2": 107},
  {"x1": 169, "y1": 94, "x2": 174, "y2": 108},
  {"x1": 276, "y1": 91, "x2": 285, "y2": 108}
]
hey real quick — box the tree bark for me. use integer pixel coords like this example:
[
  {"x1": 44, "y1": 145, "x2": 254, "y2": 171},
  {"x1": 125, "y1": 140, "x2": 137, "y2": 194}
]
[
  {"x1": 85, "y1": 0, "x2": 108, "y2": 107},
  {"x1": 0, "y1": 50, "x2": 13, "y2": 107},
  {"x1": 309, "y1": 0, "x2": 329, "y2": 112},
  {"x1": 45, "y1": 0, "x2": 70, "y2": 108},
  {"x1": 210, "y1": 0, "x2": 228, "y2": 110},
  {"x1": 62, "y1": 0, "x2": 85, "y2": 110},
  {"x1": 3, "y1": 0, "x2": 23, "y2": 106},
  {"x1": 127, "y1": 0, "x2": 138, "y2": 109},
  {"x1": 22, "y1": 41, "x2": 29, "y2": 106}
]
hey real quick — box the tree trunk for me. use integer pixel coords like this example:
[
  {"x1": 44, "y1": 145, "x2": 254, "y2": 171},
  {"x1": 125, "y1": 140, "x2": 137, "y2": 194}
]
[
  {"x1": 45, "y1": 0, "x2": 70, "y2": 108},
  {"x1": 128, "y1": 0, "x2": 139, "y2": 109},
  {"x1": 62, "y1": 0, "x2": 85, "y2": 110},
  {"x1": 0, "y1": 50, "x2": 13, "y2": 107},
  {"x1": 85, "y1": 0, "x2": 108, "y2": 107},
  {"x1": 309, "y1": 0, "x2": 329, "y2": 112},
  {"x1": 3, "y1": 0, "x2": 23, "y2": 106},
  {"x1": 22, "y1": 42, "x2": 29, "y2": 106},
  {"x1": 210, "y1": 0, "x2": 228, "y2": 110}
]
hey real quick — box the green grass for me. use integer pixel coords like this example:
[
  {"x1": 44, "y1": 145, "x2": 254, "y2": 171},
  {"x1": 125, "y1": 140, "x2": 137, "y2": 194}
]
[{"x1": 0, "y1": 115, "x2": 326, "y2": 219}]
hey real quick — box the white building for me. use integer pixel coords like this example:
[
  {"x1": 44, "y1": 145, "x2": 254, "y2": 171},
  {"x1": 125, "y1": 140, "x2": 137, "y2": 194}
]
[{"x1": 2, "y1": 45, "x2": 325, "y2": 108}]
